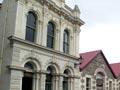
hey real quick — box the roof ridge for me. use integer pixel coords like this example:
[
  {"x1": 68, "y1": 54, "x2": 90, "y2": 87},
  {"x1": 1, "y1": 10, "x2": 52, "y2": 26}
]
[
  {"x1": 80, "y1": 50, "x2": 102, "y2": 54},
  {"x1": 80, "y1": 50, "x2": 101, "y2": 71}
]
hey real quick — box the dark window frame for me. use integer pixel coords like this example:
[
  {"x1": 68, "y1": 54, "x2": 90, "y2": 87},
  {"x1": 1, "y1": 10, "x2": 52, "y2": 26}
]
[
  {"x1": 86, "y1": 78, "x2": 91, "y2": 90},
  {"x1": 109, "y1": 81, "x2": 112, "y2": 90},
  {"x1": 63, "y1": 69, "x2": 70, "y2": 90},
  {"x1": 47, "y1": 22, "x2": 55, "y2": 49},
  {"x1": 45, "y1": 67, "x2": 53, "y2": 90},
  {"x1": 25, "y1": 11, "x2": 37, "y2": 42},
  {"x1": 63, "y1": 30, "x2": 69, "y2": 54}
]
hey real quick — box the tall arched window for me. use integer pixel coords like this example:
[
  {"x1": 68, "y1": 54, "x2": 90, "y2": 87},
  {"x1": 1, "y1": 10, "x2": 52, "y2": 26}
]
[
  {"x1": 63, "y1": 30, "x2": 69, "y2": 54},
  {"x1": 63, "y1": 69, "x2": 70, "y2": 90},
  {"x1": 45, "y1": 66, "x2": 53, "y2": 90},
  {"x1": 22, "y1": 62, "x2": 35, "y2": 90},
  {"x1": 25, "y1": 11, "x2": 37, "y2": 42},
  {"x1": 47, "y1": 22, "x2": 55, "y2": 49}
]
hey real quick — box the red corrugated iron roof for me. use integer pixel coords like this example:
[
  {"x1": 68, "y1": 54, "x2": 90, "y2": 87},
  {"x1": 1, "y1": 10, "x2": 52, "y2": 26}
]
[
  {"x1": 80, "y1": 50, "x2": 101, "y2": 70},
  {"x1": 80, "y1": 50, "x2": 116, "y2": 78},
  {"x1": 110, "y1": 63, "x2": 120, "y2": 77}
]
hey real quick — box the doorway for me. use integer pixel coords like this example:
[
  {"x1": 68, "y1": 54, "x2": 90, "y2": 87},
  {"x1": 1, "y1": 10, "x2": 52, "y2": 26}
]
[{"x1": 22, "y1": 73, "x2": 33, "y2": 90}]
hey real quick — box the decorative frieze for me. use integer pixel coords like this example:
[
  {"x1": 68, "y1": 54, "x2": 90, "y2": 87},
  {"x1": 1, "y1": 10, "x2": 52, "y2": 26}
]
[{"x1": 17, "y1": 0, "x2": 84, "y2": 26}]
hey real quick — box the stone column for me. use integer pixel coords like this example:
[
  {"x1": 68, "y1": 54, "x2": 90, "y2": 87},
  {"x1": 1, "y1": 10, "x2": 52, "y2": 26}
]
[
  {"x1": 40, "y1": 73, "x2": 46, "y2": 90},
  {"x1": 70, "y1": 78, "x2": 74, "y2": 90},
  {"x1": 10, "y1": 70, "x2": 24, "y2": 90},
  {"x1": 92, "y1": 76, "x2": 96, "y2": 90},
  {"x1": 69, "y1": 31, "x2": 74, "y2": 56},
  {"x1": 41, "y1": 7, "x2": 49, "y2": 47},
  {"x1": 55, "y1": 29, "x2": 60, "y2": 51},
  {"x1": 53, "y1": 75, "x2": 59, "y2": 90},
  {"x1": 36, "y1": 20, "x2": 43, "y2": 45},
  {"x1": 59, "y1": 75, "x2": 63, "y2": 90},
  {"x1": 33, "y1": 73, "x2": 40, "y2": 90},
  {"x1": 74, "y1": 78, "x2": 80, "y2": 90}
]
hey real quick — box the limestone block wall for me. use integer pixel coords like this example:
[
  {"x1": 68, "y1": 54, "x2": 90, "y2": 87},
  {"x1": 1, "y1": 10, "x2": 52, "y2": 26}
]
[
  {"x1": 13, "y1": 0, "x2": 82, "y2": 57},
  {"x1": 79, "y1": 53, "x2": 117, "y2": 90},
  {"x1": 79, "y1": 73, "x2": 117, "y2": 90},
  {"x1": 7, "y1": 39, "x2": 81, "y2": 90}
]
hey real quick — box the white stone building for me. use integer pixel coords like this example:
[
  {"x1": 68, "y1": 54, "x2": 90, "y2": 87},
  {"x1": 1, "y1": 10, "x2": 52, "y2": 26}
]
[
  {"x1": 0, "y1": 0, "x2": 84, "y2": 90},
  {"x1": 1, "y1": 0, "x2": 120, "y2": 90}
]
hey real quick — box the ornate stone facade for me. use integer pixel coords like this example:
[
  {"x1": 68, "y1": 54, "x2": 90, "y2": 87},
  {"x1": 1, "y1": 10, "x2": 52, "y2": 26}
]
[
  {"x1": 0, "y1": 0, "x2": 120, "y2": 90},
  {"x1": 0, "y1": 0, "x2": 83, "y2": 90}
]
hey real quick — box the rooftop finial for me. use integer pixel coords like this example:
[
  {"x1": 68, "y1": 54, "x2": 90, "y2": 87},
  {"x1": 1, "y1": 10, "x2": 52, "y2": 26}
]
[
  {"x1": 74, "y1": 5, "x2": 80, "y2": 13},
  {"x1": 73, "y1": 4, "x2": 81, "y2": 18}
]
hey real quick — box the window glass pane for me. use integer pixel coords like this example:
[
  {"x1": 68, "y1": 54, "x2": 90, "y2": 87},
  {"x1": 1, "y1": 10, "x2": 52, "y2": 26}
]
[
  {"x1": 45, "y1": 67, "x2": 53, "y2": 90},
  {"x1": 47, "y1": 36, "x2": 54, "y2": 48},
  {"x1": 63, "y1": 80, "x2": 68, "y2": 90},
  {"x1": 25, "y1": 27, "x2": 35, "y2": 42},
  {"x1": 48, "y1": 23, "x2": 54, "y2": 36},
  {"x1": 86, "y1": 78, "x2": 91, "y2": 90},
  {"x1": 27, "y1": 12, "x2": 36, "y2": 28},
  {"x1": 24, "y1": 62, "x2": 34, "y2": 70},
  {"x1": 63, "y1": 30, "x2": 69, "y2": 54},
  {"x1": 47, "y1": 22, "x2": 55, "y2": 48},
  {"x1": 64, "y1": 31, "x2": 69, "y2": 43},
  {"x1": 25, "y1": 12, "x2": 36, "y2": 42}
]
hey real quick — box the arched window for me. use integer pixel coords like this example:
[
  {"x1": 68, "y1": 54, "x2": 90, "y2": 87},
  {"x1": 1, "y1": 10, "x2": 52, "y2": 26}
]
[
  {"x1": 63, "y1": 70, "x2": 70, "y2": 90},
  {"x1": 96, "y1": 72, "x2": 105, "y2": 90},
  {"x1": 22, "y1": 62, "x2": 35, "y2": 90},
  {"x1": 47, "y1": 22, "x2": 55, "y2": 49},
  {"x1": 63, "y1": 30, "x2": 69, "y2": 54},
  {"x1": 45, "y1": 66, "x2": 53, "y2": 90},
  {"x1": 25, "y1": 11, "x2": 37, "y2": 42}
]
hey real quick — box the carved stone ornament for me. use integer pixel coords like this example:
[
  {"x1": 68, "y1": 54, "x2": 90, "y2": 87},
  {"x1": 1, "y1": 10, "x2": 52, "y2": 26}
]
[
  {"x1": 36, "y1": 0, "x2": 84, "y2": 26},
  {"x1": 81, "y1": 73, "x2": 85, "y2": 77},
  {"x1": 81, "y1": 79, "x2": 84, "y2": 83},
  {"x1": 81, "y1": 85, "x2": 84, "y2": 88}
]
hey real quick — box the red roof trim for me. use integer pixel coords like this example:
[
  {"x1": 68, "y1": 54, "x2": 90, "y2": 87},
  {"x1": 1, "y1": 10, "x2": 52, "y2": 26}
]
[
  {"x1": 100, "y1": 51, "x2": 116, "y2": 78},
  {"x1": 80, "y1": 50, "x2": 101, "y2": 70},
  {"x1": 80, "y1": 50, "x2": 116, "y2": 78},
  {"x1": 110, "y1": 63, "x2": 120, "y2": 78}
]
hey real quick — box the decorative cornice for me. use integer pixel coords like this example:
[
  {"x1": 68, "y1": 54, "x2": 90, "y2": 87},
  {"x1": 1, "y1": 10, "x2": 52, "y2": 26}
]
[
  {"x1": 36, "y1": 0, "x2": 85, "y2": 26},
  {"x1": 8, "y1": 36, "x2": 79, "y2": 60}
]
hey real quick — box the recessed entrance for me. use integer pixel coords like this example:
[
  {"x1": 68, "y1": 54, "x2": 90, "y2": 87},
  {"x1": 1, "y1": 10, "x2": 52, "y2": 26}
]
[
  {"x1": 22, "y1": 76, "x2": 33, "y2": 90},
  {"x1": 22, "y1": 62, "x2": 35, "y2": 90}
]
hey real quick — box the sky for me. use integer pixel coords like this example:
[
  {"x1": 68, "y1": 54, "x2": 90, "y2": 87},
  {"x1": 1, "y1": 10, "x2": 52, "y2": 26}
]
[
  {"x1": 66, "y1": 0, "x2": 120, "y2": 64},
  {"x1": 0, "y1": 0, "x2": 120, "y2": 63}
]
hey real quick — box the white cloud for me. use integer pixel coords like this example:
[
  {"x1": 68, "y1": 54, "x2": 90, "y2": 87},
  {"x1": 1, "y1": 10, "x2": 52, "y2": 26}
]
[
  {"x1": 0, "y1": 0, "x2": 2, "y2": 3},
  {"x1": 66, "y1": 0, "x2": 120, "y2": 63},
  {"x1": 80, "y1": 23, "x2": 120, "y2": 63}
]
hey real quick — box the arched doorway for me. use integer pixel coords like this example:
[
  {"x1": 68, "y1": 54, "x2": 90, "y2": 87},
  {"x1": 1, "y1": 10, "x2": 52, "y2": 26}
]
[
  {"x1": 96, "y1": 72, "x2": 105, "y2": 90},
  {"x1": 45, "y1": 66, "x2": 56, "y2": 90},
  {"x1": 22, "y1": 62, "x2": 36, "y2": 90},
  {"x1": 63, "y1": 69, "x2": 71, "y2": 90}
]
